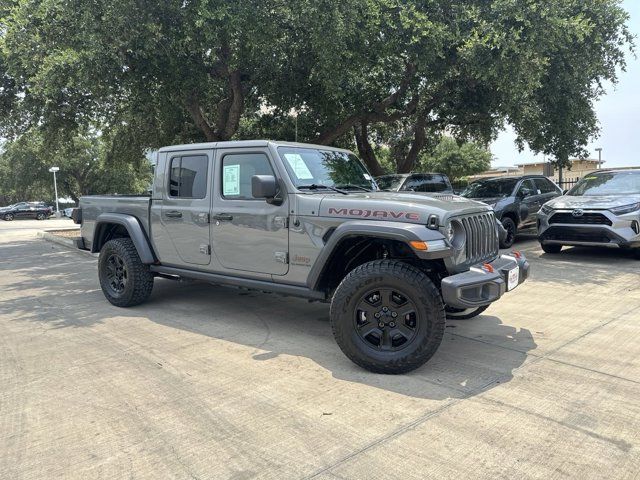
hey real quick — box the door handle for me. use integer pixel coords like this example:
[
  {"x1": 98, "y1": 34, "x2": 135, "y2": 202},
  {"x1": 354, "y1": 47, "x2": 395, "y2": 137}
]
[
  {"x1": 213, "y1": 213, "x2": 233, "y2": 221},
  {"x1": 165, "y1": 211, "x2": 182, "y2": 218}
]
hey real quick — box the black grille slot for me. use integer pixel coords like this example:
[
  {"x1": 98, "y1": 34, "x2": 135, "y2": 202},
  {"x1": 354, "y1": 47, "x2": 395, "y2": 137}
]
[
  {"x1": 549, "y1": 212, "x2": 612, "y2": 226},
  {"x1": 459, "y1": 212, "x2": 499, "y2": 266},
  {"x1": 544, "y1": 228, "x2": 611, "y2": 244}
]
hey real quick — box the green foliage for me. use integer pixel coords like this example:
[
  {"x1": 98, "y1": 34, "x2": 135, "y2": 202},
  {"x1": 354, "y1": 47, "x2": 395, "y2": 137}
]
[
  {"x1": 419, "y1": 137, "x2": 492, "y2": 181},
  {"x1": 0, "y1": 0, "x2": 633, "y2": 177},
  {"x1": 0, "y1": 130, "x2": 152, "y2": 204}
]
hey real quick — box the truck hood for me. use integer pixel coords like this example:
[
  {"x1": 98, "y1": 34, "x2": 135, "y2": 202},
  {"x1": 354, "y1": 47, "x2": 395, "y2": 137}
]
[
  {"x1": 547, "y1": 194, "x2": 640, "y2": 209},
  {"x1": 318, "y1": 191, "x2": 490, "y2": 224}
]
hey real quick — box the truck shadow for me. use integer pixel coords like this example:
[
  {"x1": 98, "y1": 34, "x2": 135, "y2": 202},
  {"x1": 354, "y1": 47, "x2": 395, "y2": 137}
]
[{"x1": 2, "y1": 239, "x2": 538, "y2": 400}]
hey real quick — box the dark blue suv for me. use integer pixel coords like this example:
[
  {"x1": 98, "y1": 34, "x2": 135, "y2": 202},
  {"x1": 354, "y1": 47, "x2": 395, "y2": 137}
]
[{"x1": 461, "y1": 175, "x2": 562, "y2": 248}]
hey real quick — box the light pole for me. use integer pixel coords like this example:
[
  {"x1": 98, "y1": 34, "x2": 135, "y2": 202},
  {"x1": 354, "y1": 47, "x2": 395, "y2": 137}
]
[
  {"x1": 48, "y1": 166, "x2": 60, "y2": 215},
  {"x1": 595, "y1": 148, "x2": 603, "y2": 169}
]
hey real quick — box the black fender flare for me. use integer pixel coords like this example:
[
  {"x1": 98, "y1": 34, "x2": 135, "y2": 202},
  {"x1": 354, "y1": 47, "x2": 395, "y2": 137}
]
[
  {"x1": 306, "y1": 220, "x2": 449, "y2": 290},
  {"x1": 92, "y1": 213, "x2": 157, "y2": 264}
]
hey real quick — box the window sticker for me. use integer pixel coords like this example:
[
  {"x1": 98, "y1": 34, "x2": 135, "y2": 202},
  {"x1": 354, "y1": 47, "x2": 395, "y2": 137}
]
[
  {"x1": 284, "y1": 153, "x2": 314, "y2": 180},
  {"x1": 363, "y1": 174, "x2": 372, "y2": 180},
  {"x1": 223, "y1": 164, "x2": 240, "y2": 196}
]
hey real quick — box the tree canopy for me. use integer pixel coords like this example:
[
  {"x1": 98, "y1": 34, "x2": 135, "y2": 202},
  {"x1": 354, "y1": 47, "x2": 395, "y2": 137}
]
[{"x1": 0, "y1": 0, "x2": 633, "y2": 177}]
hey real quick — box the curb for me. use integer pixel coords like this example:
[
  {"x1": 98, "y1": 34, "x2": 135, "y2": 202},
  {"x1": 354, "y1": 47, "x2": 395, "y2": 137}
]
[{"x1": 37, "y1": 230, "x2": 97, "y2": 258}]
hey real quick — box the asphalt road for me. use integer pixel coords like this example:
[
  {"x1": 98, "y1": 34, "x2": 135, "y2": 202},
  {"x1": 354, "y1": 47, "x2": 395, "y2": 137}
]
[{"x1": 1, "y1": 219, "x2": 639, "y2": 479}]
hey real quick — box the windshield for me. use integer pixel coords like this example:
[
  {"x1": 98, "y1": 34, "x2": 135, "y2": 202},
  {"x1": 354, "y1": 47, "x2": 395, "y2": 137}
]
[
  {"x1": 568, "y1": 171, "x2": 640, "y2": 196},
  {"x1": 278, "y1": 147, "x2": 375, "y2": 190},
  {"x1": 461, "y1": 178, "x2": 519, "y2": 198},
  {"x1": 376, "y1": 175, "x2": 406, "y2": 191}
]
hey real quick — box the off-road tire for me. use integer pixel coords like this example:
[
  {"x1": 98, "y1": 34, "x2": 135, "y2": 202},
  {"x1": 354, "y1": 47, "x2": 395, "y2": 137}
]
[
  {"x1": 541, "y1": 243, "x2": 562, "y2": 254},
  {"x1": 445, "y1": 305, "x2": 489, "y2": 320},
  {"x1": 4, "y1": 213, "x2": 14, "y2": 221},
  {"x1": 98, "y1": 238, "x2": 154, "y2": 307},
  {"x1": 36, "y1": 212, "x2": 46, "y2": 220},
  {"x1": 330, "y1": 260, "x2": 446, "y2": 374},
  {"x1": 500, "y1": 217, "x2": 517, "y2": 249}
]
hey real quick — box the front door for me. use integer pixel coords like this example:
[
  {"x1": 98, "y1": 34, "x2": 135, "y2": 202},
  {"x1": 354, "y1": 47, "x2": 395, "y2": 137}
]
[
  {"x1": 160, "y1": 151, "x2": 212, "y2": 265},
  {"x1": 517, "y1": 179, "x2": 542, "y2": 228},
  {"x1": 211, "y1": 148, "x2": 289, "y2": 276}
]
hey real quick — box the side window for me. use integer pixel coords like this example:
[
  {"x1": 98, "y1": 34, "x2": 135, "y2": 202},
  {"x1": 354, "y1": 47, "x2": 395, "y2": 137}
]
[
  {"x1": 169, "y1": 155, "x2": 208, "y2": 198},
  {"x1": 222, "y1": 152, "x2": 274, "y2": 200},
  {"x1": 517, "y1": 179, "x2": 537, "y2": 197},
  {"x1": 535, "y1": 178, "x2": 556, "y2": 194}
]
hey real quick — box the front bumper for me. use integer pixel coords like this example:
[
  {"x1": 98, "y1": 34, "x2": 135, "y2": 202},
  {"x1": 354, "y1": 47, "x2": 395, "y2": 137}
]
[{"x1": 441, "y1": 253, "x2": 529, "y2": 309}]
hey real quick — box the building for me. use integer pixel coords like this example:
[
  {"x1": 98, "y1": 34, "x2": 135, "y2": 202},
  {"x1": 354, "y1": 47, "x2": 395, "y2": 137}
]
[{"x1": 469, "y1": 158, "x2": 605, "y2": 184}]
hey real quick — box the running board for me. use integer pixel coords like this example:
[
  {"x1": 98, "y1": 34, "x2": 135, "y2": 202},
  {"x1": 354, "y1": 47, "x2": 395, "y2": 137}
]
[{"x1": 149, "y1": 265, "x2": 327, "y2": 301}]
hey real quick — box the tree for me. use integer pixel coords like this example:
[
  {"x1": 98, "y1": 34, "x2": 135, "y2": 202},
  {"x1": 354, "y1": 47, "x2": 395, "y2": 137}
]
[
  {"x1": 420, "y1": 137, "x2": 492, "y2": 181},
  {"x1": 0, "y1": 0, "x2": 633, "y2": 176},
  {"x1": 0, "y1": 130, "x2": 152, "y2": 204}
]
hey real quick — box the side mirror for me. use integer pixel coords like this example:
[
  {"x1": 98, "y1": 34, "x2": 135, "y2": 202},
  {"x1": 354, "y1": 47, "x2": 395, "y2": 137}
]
[{"x1": 252, "y1": 175, "x2": 278, "y2": 200}]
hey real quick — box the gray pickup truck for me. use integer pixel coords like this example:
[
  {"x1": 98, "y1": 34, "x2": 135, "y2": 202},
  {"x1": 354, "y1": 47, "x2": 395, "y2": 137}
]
[{"x1": 78, "y1": 140, "x2": 529, "y2": 373}]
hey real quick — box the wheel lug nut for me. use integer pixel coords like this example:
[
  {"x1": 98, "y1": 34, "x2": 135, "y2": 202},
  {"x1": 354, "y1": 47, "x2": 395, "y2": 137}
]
[
  {"x1": 374, "y1": 313, "x2": 381, "y2": 319},
  {"x1": 389, "y1": 321, "x2": 396, "y2": 328},
  {"x1": 378, "y1": 322, "x2": 385, "y2": 329},
  {"x1": 382, "y1": 307, "x2": 388, "y2": 312},
  {"x1": 391, "y1": 312, "x2": 398, "y2": 318}
]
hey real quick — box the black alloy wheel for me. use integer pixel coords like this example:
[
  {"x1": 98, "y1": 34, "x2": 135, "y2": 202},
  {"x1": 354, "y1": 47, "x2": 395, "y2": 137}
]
[
  {"x1": 354, "y1": 287, "x2": 420, "y2": 352},
  {"x1": 104, "y1": 253, "x2": 129, "y2": 296}
]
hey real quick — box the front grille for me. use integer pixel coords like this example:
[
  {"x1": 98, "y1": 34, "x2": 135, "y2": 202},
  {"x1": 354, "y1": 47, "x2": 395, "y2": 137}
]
[
  {"x1": 549, "y1": 212, "x2": 612, "y2": 226},
  {"x1": 459, "y1": 212, "x2": 499, "y2": 266},
  {"x1": 542, "y1": 227, "x2": 612, "y2": 244}
]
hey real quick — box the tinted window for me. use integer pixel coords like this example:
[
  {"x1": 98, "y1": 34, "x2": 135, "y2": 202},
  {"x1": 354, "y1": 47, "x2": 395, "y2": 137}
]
[
  {"x1": 402, "y1": 174, "x2": 452, "y2": 193},
  {"x1": 517, "y1": 179, "x2": 537, "y2": 197},
  {"x1": 169, "y1": 155, "x2": 208, "y2": 198},
  {"x1": 461, "y1": 178, "x2": 519, "y2": 198},
  {"x1": 376, "y1": 175, "x2": 406, "y2": 191},
  {"x1": 222, "y1": 153, "x2": 274, "y2": 199},
  {"x1": 533, "y1": 178, "x2": 557, "y2": 194}
]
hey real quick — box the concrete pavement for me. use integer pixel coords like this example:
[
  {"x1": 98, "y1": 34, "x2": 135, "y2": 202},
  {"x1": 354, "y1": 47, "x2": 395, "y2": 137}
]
[{"x1": 1, "y1": 221, "x2": 639, "y2": 479}]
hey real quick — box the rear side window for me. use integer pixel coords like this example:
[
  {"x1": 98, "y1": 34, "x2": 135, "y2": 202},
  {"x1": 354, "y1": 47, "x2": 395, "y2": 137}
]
[
  {"x1": 169, "y1": 155, "x2": 208, "y2": 198},
  {"x1": 534, "y1": 178, "x2": 557, "y2": 194},
  {"x1": 221, "y1": 153, "x2": 274, "y2": 199}
]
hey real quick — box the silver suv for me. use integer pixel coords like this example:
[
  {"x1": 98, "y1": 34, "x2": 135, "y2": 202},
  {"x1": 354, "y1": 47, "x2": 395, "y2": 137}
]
[{"x1": 537, "y1": 169, "x2": 640, "y2": 258}]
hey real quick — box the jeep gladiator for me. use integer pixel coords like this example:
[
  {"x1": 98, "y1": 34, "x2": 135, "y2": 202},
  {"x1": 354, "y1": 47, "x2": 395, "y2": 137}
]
[{"x1": 78, "y1": 140, "x2": 529, "y2": 373}]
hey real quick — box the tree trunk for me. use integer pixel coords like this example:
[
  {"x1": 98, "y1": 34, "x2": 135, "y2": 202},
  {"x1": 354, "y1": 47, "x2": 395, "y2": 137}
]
[
  {"x1": 397, "y1": 115, "x2": 428, "y2": 173},
  {"x1": 353, "y1": 123, "x2": 385, "y2": 177}
]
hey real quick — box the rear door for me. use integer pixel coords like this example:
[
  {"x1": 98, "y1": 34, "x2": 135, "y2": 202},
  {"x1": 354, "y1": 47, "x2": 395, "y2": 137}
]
[
  {"x1": 160, "y1": 151, "x2": 212, "y2": 265},
  {"x1": 533, "y1": 177, "x2": 561, "y2": 205},
  {"x1": 211, "y1": 148, "x2": 289, "y2": 276}
]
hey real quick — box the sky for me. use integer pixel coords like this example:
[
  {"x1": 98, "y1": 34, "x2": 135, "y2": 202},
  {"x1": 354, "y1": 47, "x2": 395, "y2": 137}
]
[{"x1": 490, "y1": 0, "x2": 640, "y2": 169}]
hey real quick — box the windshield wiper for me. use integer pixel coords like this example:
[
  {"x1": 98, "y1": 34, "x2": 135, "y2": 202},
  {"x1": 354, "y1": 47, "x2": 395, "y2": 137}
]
[
  {"x1": 298, "y1": 184, "x2": 349, "y2": 195},
  {"x1": 335, "y1": 184, "x2": 372, "y2": 192}
]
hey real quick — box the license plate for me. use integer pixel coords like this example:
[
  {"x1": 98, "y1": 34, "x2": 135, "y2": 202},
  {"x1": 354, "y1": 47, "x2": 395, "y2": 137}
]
[{"x1": 507, "y1": 267, "x2": 520, "y2": 291}]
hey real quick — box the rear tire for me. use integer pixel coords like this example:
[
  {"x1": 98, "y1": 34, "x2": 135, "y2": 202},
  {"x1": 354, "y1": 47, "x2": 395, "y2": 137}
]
[
  {"x1": 445, "y1": 305, "x2": 489, "y2": 320},
  {"x1": 500, "y1": 217, "x2": 517, "y2": 248},
  {"x1": 4, "y1": 213, "x2": 14, "y2": 221},
  {"x1": 36, "y1": 212, "x2": 46, "y2": 220},
  {"x1": 98, "y1": 238, "x2": 154, "y2": 307},
  {"x1": 330, "y1": 260, "x2": 446, "y2": 374},
  {"x1": 541, "y1": 243, "x2": 562, "y2": 254}
]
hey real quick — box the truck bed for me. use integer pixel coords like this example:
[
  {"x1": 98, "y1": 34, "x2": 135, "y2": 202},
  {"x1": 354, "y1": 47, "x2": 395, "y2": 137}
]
[{"x1": 79, "y1": 195, "x2": 152, "y2": 250}]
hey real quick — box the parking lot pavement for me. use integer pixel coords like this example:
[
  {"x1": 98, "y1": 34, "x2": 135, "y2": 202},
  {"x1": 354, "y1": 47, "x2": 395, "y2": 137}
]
[{"x1": 1, "y1": 223, "x2": 639, "y2": 479}]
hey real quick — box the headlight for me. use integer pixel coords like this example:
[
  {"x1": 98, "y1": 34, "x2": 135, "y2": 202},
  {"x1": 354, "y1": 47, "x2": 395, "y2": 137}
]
[
  {"x1": 609, "y1": 203, "x2": 640, "y2": 215},
  {"x1": 540, "y1": 204, "x2": 554, "y2": 216},
  {"x1": 445, "y1": 220, "x2": 466, "y2": 250}
]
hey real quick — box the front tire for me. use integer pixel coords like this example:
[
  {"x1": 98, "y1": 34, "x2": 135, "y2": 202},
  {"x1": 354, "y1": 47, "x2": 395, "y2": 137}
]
[
  {"x1": 4, "y1": 213, "x2": 14, "y2": 221},
  {"x1": 445, "y1": 305, "x2": 489, "y2": 320},
  {"x1": 36, "y1": 212, "x2": 46, "y2": 220},
  {"x1": 541, "y1": 243, "x2": 562, "y2": 254},
  {"x1": 330, "y1": 260, "x2": 446, "y2": 374},
  {"x1": 500, "y1": 217, "x2": 517, "y2": 249},
  {"x1": 98, "y1": 238, "x2": 154, "y2": 307}
]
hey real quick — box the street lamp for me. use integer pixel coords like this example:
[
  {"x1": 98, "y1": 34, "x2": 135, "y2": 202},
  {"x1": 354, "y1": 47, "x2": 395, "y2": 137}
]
[
  {"x1": 48, "y1": 166, "x2": 60, "y2": 215},
  {"x1": 595, "y1": 148, "x2": 603, "y2": 169}
]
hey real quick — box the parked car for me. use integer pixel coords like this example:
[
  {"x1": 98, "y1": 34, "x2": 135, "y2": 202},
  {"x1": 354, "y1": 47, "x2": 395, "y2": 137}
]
[
  {"x1": 0, "y1": 202, "x2": 53, "y2": 221},
  {"x1": 375, "y1": 173, "x2": 454, "y2": 194},
  {"x1": 538, "y1": 169, "x2": 640, "y2": 258},
  {"x1": 62, "y1": 207, "x2": 76, "y2": 218},
  {"x1": 461, "y1": 175, "x2": 562, "y2": 248},
  {"x1": 77, "y1": 140, "x2": 528, "y2": 374}
]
